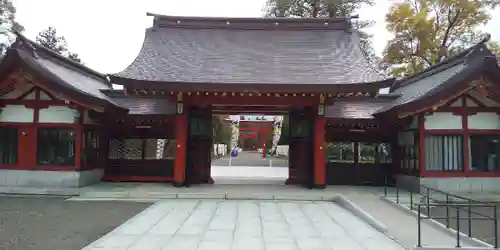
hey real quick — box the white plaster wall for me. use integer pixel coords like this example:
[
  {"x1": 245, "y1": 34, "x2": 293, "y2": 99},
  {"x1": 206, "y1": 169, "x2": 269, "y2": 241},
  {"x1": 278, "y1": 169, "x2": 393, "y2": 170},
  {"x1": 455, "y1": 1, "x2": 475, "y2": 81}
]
[
  {"x1": 0, "y1": 105, "x2": 34, "y2": 122},
  {"x1": 39, "y1": 91, "x2": 52, "y2": 100},
  {"x1": 468, "y1": 113, "x2": 500, "y2": 130},
  {"x1": 23, "y1": 91, "x2": 35, "y2": 100},
  {"x1": 424, "y1": 113, "x2": 462, "y2": 129},
  {"x1": 0, "y1": 169, "x2": 103, "y2": 188},
  {"x1": 39, "y1": 106, "x2": 79, "y2": 123}
]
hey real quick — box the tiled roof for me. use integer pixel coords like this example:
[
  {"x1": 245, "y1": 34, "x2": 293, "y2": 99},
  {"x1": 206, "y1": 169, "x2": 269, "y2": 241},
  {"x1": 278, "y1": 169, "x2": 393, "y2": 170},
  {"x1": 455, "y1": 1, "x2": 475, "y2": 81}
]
[
  {"x1": 376, "y1": 39, "x2": 500, "y2": 115},
  {"x1": 102, "y1": 91, "x2": 176, "y2": 115},
  {"x1": 3, "y1": 34, "x2": 125, "y2": 111},
  {"x1": 377, "y1": 63, "x2": 466, "y2": 113},
  {"x1": 111, "y1": 14, "x2": 390, "y2": 87},
  {"x1": 325, "y1": 98, "x2": 396, "y2": 119}
]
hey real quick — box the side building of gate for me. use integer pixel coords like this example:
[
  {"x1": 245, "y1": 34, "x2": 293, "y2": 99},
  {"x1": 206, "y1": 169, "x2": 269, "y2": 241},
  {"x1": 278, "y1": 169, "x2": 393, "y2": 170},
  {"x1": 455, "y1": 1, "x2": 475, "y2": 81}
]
[{"x1": 0, "y1": 14, "x2": 499, "y2": 192}]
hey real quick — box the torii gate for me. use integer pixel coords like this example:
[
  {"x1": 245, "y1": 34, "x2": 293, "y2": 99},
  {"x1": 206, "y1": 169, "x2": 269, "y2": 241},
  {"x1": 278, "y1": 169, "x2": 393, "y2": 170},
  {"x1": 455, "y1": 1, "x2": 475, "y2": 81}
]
[{"x1": 238, "y1": 121, "x2": 273, "y2": 159}]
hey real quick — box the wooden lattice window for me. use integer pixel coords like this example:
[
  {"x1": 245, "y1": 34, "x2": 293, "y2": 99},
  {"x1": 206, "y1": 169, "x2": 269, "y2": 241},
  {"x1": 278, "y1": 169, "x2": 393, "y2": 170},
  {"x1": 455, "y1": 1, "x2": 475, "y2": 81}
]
[{"x1": 108, "y1": 138, "x2": 175, "y2": 160}]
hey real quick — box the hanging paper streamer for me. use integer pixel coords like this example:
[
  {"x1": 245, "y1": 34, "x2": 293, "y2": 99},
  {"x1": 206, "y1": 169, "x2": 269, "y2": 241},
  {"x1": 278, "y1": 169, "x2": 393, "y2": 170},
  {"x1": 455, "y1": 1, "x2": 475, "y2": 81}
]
[
  {"x1": 270, "y1": 116, "x2": 283, "y2": 155},
  {"x1": 229, "y1": 115, "x2": 240, "y2": 157}
]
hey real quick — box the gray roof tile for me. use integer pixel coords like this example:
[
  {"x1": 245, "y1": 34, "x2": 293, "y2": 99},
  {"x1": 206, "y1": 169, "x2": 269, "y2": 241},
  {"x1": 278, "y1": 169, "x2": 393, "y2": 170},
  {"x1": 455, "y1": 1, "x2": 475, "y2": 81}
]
[
  {"x1": 102, "y1": 91, "x2": 176, "y2": 115},
  {"x1": 113, "y1": 16, "x2": 389, "y2": 85},
  {"x1": 326, "y1": 98, "x2": 395, "y2": 119}
]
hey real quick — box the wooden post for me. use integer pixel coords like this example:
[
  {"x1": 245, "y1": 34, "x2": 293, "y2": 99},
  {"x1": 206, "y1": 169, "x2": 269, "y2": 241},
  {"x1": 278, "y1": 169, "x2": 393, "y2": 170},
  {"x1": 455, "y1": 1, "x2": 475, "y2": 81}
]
[
  {"x1": 74, "y1": 126, "x2": 83, "y2": 170},
  {"x1": 173, "y1": 112, "x2": 188, "y2": 186},
  {"x1": 418, "y1": 115, "x2": 425, "y2": 176},
  {"x1": 313, "y1": 115, "x2": 326, "y2": 189},
  {"x1": 261, "y1": 129, "x2": 267, "y2": 159}
]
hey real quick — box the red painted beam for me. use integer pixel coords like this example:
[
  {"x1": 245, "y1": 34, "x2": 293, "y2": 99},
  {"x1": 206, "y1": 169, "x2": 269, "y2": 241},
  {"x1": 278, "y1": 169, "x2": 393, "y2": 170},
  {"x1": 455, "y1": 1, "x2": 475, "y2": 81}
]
[{"x1": 185, "y1": 95, "x2": 319, "y2": 107}]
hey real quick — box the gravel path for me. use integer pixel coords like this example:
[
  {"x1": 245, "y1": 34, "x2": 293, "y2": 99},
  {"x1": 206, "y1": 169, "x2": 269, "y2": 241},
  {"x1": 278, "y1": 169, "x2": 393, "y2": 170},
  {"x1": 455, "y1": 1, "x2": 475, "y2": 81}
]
[{"x1": 0, "y1": 196, "x2": 151, "y2": 250}]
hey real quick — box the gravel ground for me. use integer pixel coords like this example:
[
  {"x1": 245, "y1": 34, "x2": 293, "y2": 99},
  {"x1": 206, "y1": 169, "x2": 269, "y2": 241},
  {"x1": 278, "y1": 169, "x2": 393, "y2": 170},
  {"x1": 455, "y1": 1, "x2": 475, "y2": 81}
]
[{"x1": 0, "y1": 196, "x2": 151, "y2": 250}]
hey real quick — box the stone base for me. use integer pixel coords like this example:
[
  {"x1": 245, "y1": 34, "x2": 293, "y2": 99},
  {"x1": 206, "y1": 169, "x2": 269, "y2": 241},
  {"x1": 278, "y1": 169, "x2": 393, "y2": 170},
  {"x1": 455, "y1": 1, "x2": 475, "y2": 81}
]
[
  {"x1": 396, "y1": 174, "x2": 500, "y2": 193},
  {"x1": 172, "y1": 182, "x2": 184, "y2": 187},
  {"x1": 0, "y1": 169, "x2": 103, "y2": 188},
  {"x1": 284, "y1": 177, "x2": 299, "y2": 185}
]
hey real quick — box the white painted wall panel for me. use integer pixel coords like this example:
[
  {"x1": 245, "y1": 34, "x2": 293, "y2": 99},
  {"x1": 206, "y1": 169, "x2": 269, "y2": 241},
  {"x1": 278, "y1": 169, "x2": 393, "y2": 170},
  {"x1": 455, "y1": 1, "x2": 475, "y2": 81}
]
[
  {"x1": 468, "y1": 112, "x2": 500, "y2": 129},
  {"x1": 424, "y1": 113, "x2": 462, "y2": 129},
  {"x1": 39, "y1": 91, "x2": 52, "y2": 100},
  {"x1": 23, "y1": 91, "x2": 35, "y2": 100},
  {"x1": 0, "y1": 105, "x2": 34, "y2": 122},
  {"x1": 38, "y1": 106, "x2": 79, "y2": 123}
]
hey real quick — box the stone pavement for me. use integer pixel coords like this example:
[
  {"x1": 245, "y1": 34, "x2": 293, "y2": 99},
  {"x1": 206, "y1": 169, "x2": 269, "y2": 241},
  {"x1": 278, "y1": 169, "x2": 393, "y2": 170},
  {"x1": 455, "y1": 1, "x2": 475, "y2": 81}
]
[
  {"x1": 211, "y1": 166, "x2": 288, "y2": 185},
  {"x1": 212, "y1": 151, "x2": 288, "y2": 167},
  {"x1": 82, "y1": 199, "x2": 405, "y2": 250},
  {"x1": 343, "y1": 192, "x2": 481, "y2": 248},
  {"x1": 75, "y1": 184, "x2": 491, "y2": 249}
]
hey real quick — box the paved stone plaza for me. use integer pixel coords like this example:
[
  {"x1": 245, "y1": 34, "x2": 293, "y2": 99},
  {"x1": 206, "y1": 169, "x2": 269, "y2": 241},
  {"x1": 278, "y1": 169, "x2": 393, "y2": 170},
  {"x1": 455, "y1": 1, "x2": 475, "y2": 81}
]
[
  {"x1": 212, "y1": 151, "x2": 288, "y2": 168},
  {"x1": 83, "y1": 200, "x2": 405, "y2": 250}
]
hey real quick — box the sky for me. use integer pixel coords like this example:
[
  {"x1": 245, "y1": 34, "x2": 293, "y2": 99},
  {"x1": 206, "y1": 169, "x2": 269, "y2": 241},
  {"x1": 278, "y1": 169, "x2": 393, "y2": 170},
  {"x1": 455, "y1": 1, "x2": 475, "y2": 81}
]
[{"x1": 11, "y1": 0, "x2": 500, "y2": 75}]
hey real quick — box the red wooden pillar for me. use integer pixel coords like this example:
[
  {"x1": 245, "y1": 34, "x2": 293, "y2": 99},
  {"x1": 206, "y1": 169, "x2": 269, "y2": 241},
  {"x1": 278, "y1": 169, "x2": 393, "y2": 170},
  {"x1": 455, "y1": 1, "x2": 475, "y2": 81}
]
[
  {"x1": 418, "y1": 115, "x2": 425, "y2": 176},
  {"x1": 74, "y1": 126, "x2": 83, "y2": 170},
  {"x1": 261, "y1": 129, "x2": 267, "y2": 159},
  {"x1": 313, "y1": 115, "x2": 326, "y2": 189},
  {"x1": 173, "y1": 112, "x2": 188, "y2": 186}
]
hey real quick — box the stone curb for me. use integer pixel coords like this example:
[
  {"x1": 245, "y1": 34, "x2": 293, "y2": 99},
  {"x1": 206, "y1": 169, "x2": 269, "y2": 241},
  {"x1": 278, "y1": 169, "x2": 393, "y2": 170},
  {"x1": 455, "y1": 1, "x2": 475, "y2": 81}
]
[
  {"x1": 0, "y1": 186, "x2": 80, "y2": 196},
  {"x1": 380, "y1": 196, "x2": 493, "y2": 249},
  {"x1": 333, "y1": 195, "x2": 389, "y2": 234},
  {"x1": 74, "y1": 192, "x2": 342, "y2": 202}
]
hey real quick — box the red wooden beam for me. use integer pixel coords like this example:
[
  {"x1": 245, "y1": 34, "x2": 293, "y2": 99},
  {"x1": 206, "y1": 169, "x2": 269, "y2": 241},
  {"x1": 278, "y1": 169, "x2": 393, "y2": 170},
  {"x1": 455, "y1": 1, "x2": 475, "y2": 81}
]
[{"x1": 185, "y1": 94, "x2": 319, "y2": 107}]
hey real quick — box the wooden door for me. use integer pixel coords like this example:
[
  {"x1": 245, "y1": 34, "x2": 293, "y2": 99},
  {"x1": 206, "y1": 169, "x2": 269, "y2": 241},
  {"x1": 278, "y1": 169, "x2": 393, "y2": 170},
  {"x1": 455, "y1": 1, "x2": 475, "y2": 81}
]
[
  {"x1": 18, "y1": 126, "x2": 37, "y2": 168},
  {"x1": 289, "y1": 108, "x2": 314, "y2": 188},
  {"x1": 186, "y1": 107, "x2": 213, "y2": 185}
]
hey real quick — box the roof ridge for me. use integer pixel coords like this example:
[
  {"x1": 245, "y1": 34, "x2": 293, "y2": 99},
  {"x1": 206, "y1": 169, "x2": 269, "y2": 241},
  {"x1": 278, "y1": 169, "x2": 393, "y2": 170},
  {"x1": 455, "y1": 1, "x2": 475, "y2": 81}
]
[
  {"x1": 13, "y1": 32, "x2": 111, "y2": 85},
  {"x1": 148, "y1": 13, "x2": 354, "y2": 31},
  {"x1": 147, "y1": 12, "x2": 356, "y2": 22}
]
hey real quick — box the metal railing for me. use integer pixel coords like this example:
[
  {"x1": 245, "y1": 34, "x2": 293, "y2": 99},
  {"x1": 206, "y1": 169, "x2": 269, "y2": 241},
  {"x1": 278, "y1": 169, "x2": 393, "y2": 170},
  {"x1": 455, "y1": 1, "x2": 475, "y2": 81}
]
[{"x1": 384, "y1": 184, "x2": 499, "y2": 248}]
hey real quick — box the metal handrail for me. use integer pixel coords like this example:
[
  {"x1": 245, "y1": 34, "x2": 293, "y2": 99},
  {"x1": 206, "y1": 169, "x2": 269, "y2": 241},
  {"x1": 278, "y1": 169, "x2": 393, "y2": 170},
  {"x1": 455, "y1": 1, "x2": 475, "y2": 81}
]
[
  {"x1": 416, "y1": 203, "x2": 498, "y2": 248},
  {"x1": 384, "y1": 184, "x2": 499, "y2": 248}
]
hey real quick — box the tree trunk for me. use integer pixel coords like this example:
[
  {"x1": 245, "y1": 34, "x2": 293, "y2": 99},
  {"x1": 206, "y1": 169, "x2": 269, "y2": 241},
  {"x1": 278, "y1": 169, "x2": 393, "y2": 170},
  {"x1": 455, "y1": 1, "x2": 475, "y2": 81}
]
[{"x1": 311, "y1": 0, "x2": 319, "y2": 17}]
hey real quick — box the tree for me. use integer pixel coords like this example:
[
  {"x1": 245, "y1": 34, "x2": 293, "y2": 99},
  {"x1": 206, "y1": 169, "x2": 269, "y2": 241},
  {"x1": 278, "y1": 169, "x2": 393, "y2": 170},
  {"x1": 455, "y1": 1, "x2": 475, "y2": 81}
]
[
  {"x1": 36, "y1": 26, "x2": 82, "y2": 63},
  {"x1": 0, "y1": 0, "x2": 24, "y2": 56},
  {"x1": 263, "y1": 0, "x2": 378, "y2": 61},
  {"x1": 383, "y1": 0, "x2": 500, "y2": 77},
  {"x1": 487, "y1": 41, "x2": 500, "y2": 64}
]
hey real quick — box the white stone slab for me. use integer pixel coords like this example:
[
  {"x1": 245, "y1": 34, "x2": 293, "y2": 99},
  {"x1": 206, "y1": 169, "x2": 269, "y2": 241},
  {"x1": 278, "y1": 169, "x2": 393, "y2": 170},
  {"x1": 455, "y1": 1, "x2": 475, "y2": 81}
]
[{"x1": 82, "y1": 200, "x2": 406, "y2": 250}]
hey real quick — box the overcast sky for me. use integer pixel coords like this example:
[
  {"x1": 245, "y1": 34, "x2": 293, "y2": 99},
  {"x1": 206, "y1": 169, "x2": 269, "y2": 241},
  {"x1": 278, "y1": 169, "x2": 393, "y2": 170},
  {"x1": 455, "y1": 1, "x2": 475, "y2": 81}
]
[{"x1": 12, "y1": 0, "x2": 500, "y2": 74}]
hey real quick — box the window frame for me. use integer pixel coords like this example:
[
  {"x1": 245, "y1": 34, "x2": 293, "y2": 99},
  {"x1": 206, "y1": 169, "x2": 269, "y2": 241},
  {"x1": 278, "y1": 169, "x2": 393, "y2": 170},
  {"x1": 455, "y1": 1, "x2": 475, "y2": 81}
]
[
  {"x1": 0, "y1": 126, "x2": 18, "y2": 165},
  {"x1": 36, "y1": 128, "x2": 76, "y2": 166},
  {"x1": 469, "y1": 134, "x2": 500, "y2": 172}
]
